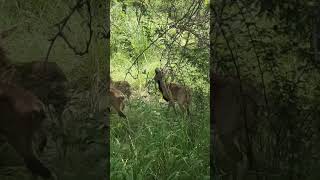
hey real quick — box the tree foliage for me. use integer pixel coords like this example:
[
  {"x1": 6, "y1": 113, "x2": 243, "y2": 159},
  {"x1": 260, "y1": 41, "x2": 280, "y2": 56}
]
[{"x1": 211, "y1": 0, "x2": 320, "y2": 179}]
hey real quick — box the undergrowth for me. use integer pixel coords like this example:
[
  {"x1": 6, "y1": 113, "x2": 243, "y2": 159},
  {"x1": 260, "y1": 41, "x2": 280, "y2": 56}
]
[{"x1": 110, "y1": 97, "x2": 210, "y2": 180}]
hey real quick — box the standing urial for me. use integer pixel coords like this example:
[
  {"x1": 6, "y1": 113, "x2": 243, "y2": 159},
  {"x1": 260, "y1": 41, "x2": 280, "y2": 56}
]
[{"x1": 153, "y1": 67, "x2": 191, "y2": 115}]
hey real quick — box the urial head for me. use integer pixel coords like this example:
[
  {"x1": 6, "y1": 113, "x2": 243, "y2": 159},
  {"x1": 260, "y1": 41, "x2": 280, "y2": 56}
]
[{"x1": 154, "y1": 67, "x2": 164, "y2": 82}]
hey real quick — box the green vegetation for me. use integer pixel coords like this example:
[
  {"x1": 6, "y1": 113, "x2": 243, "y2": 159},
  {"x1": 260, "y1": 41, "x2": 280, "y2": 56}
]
[
  {"x1": 110, "y1": 0, "x2": 210, "y2": 179},
  {"x1": 2, "y1": 0, "x2": 320, "y2": 179},
  {"x1": 110, "y1": 99, "x2": 209, "y2": 180},
  {"x1": 0, "y1": 0, "x2": 107, "y2": 179},
  {"x1": 211, "y1": 1, "x2": 320, "y2": 179},
  {"x1": 0, "y1": 0, "x2": 210, "y2": 179}
]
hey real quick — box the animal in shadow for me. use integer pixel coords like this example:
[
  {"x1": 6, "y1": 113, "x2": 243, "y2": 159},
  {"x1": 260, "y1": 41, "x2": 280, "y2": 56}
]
[
  {"x1": 0, "y1": 82, "x2": 54, "y2": 179},
  {"x1": 0, "y1": 26, "x2": 69, "y2": 154}
]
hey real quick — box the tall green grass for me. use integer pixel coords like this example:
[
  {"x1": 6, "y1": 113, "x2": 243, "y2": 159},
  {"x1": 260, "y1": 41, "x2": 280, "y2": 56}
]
[{"x1": 111, "y1": 97, "x2": 210, "y2": 180}]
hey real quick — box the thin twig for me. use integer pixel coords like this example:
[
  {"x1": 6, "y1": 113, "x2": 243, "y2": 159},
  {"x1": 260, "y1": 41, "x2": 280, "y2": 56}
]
[
  {"x1": 212, "y1": 3, "x2": 254, "y2": 168},
  {"x1": 124, "y1": 0, "x2": 201, "y2": 79},
  {"x1": 45, "y1": 0, "x2": 92, "y2": 63}
]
